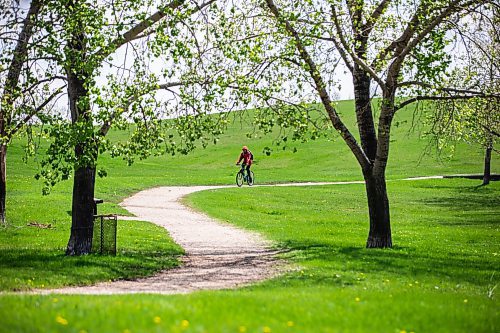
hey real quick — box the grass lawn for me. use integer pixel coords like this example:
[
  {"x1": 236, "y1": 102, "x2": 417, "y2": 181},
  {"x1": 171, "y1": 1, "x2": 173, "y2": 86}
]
[
  {"x1": 0, "y1": 100, "x2": 498, "y2": 332},
  {"x1": 0, "y1": 179, "x2": 498, "y2": 332}
]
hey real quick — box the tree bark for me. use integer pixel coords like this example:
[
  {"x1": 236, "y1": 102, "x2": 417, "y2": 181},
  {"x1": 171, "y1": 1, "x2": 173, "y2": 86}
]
[
  {"x1": 66, "y1": 165, "x2": 96, "y2": 255},
  {"x1": 364, "y1": 171, "x2": 392, "y2": 248},
  {"x1": 353, "y1": 69, "x2": 378, "y2": 162},
  {"x1": 482, "y1": 140, "x2": 492, "y2": 185},
  {"x1": 65, "y1": 1, "x2": 96, "y2": 255},
  {"x1": 0, "y1": 0, "x2": 42, "y2": 224},
  {"x1": 0, "y1": 145, "x2": 6, "y2": 224}
]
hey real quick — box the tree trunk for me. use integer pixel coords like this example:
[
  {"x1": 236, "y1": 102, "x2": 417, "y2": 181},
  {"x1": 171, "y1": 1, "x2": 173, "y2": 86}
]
[
  {"x1": 65, "y1": 5, "x2": 96, "y2": 255},
  {"x1": 353, "y1": 69, "x2": 378, "y2": 162},
  {"x1": 66, "y1": 165, "x2": 96, "y2": 255},
  {"x1": 0, "y1": 0, "x2": 42, "y2": 225},
  {"x1": 482, "y1": 142, "x2": 492, "y2": 186},
  {"x1": 0, "y1": 145, "x2": 6, "y2": 224},
  {"x1": 364, "y1": 171, "x2": 392, "y2": 248}
]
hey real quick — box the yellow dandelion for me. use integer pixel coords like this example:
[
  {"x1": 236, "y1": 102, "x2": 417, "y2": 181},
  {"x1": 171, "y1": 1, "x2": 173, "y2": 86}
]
[
  {"x1": 239, "y1": 326, "x2": 247, "y2": 333},
  {"x1": 287, "y1": 321, "x2": 294, "y2": 327},
  {"x1": 400, "y1": 330, "x2": 407, "y2": 333},
  {"x1": 52, "y1": 298, "x2": 58, "y2": 303},
  {"x1": 153, "y1": 316, "x2": 161, "y2": 324},
  {"x1": 55, "y1": 315, "x2": 68, "y2": 325},
  {"x1": 181, "y1": 320, "x2": 189, "y2": 328},
  {"x1": 464, "y1": 299, "x2": 468, "y2": 303},
  {"x1": 263, "y1": 326, "x2": 272, "y2": 333},
  {"x1": 355, "y1": 297, "x2": 361, "y2": 302},
  {"x1": 409, "y1": 283, "x2": 413, "y2": 287},
  {"x1": 123, "y1": 330, "x2": 131, "y2": 333}
]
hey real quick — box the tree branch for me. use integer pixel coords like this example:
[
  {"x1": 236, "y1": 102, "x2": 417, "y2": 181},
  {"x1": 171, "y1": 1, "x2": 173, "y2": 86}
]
[
  {"x1": 330, "y1": 4, "x2": 386, "y2": 91},
  {"x1": 396, "y1": 94, "x2": 500, "y2": 111},
  {"x1": 22, "y1": 76, "x2": 68, "y2": 94},
  {"x1": 397, "y1": 0, "x2": 480, "y2": 62},
  {"x1": 95, "y1": 0, "x2": 217, "y2": 60},
  {"x1": 265, "y1": 0, "x2": 371, "y2": 170},
  {"x1": 362, "y1": 0, "x2": 392, "y2": 37},
  {"x1": 397, "y1": 81, "x2": 493, "y2": 96},
  {"x1": 327, "y1": 6, "x2": 354, "y2": 73},
  {"x1": 1, "y1": 0, "x2": 42, "y2": 109},
  {"x1": 9, "y1": 86, "x2": 65, "y2": 137},
  {"x1": 482, "y1": 124, "x2": 500, "y2": 138}
]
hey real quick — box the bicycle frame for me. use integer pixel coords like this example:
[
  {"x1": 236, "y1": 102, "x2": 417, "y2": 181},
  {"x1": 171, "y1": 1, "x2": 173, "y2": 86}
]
[{"x1": 236, "y1": 165, "x2": 254, "y2": 187}]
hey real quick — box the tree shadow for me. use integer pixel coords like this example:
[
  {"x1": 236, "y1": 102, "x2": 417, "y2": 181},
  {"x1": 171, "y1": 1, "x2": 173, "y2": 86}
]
[
  {"x1": 0, "y1": 248, "x2": 181, "y2": 291},
  {"x1": 276, "y1": 239, "x2": 497, "y2": 287},
  {"x1": 412, "y1": 184, "x2": 500, "y2": 226}
]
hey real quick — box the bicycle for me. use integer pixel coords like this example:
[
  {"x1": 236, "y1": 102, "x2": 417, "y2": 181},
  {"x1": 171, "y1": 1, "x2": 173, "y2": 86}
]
[{"x1": 236, "y1": 164, "x2": 254, "y2": 187}]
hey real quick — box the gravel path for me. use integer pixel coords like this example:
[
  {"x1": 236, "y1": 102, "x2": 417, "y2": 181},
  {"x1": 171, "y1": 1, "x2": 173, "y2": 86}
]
[
  {"x1": 39, "y1": 185, "x2": 282, "y2": 295},
  {"x1": 35, "y1": 177, "x2": 443, "y2": 295}
]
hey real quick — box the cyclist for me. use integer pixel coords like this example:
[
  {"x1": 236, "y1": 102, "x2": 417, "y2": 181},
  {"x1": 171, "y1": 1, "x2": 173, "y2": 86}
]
[{"x1": 236, "y1": 145, "x2": 253, "y2": 183}]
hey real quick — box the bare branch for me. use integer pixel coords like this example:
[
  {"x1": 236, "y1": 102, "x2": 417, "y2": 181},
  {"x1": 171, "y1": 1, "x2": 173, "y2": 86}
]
[
  {"x1": 396, "y1": 94, "x2": 500, "y2": 111},
  {"x1": 2, "y1": 0, "x2": 42, "y2": 106},
  {"x1": 9, "y1": 86, "x2": 65, "y2": 137},
  {"x1": 95, "y1": 0, "x2": 217, "y2": 60},
  {"x1": 330, "y1": 5, "x2": 386, "y2": 90},
  {"x1": 265, "y1": 0, "x2": 371, "y2": 170},
  {"x1": 397, "y1": 81, "x2": 492, "y2": 95}
]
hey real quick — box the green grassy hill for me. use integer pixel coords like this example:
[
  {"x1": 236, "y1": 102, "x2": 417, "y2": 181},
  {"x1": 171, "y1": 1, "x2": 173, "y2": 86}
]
[
  {"x1": 0, "y1": 100, "x2": 498, "y2": 332},
  {"x1": 90, "y1": 100, "x2": 493, "y2": 204}
]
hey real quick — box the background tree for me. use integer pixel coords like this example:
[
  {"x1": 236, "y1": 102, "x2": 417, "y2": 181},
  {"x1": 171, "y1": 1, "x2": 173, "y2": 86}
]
[
  {"x1": 0, "y1": 0, "x2": 64, "y2": 224},
  {"x1": 224, "y1": 0, "x2": 499, "y2": 248},
  {"x1": 36, "y1": 0, "x2": 226, "y2": 255},
  {"x1": 425, "y1": 5, "x2": 499, "y2": 185}
]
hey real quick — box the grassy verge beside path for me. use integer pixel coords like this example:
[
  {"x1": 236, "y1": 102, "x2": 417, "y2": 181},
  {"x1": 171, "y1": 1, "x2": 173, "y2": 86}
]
[
  {"x1": 0, "y1": 178, "x2": 497, "y2": 332},
  {"x1": 0, "y1": 220, "x2": 183, "y2": 291}
]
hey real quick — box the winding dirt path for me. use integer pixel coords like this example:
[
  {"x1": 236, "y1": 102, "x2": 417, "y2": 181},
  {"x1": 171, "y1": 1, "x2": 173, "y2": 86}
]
[{"x1": 37, "y1": 177, "x2": 443, "y2": 295}]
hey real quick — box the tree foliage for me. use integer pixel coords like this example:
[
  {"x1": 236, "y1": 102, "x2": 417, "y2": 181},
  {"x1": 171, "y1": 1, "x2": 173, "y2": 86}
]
[
  {"x1": 425, "y1": 4, "x2": 499, "y2": 174},
  {"x1": 28, "y1": 0, "x2": 233, "y2": 194},
  {"x1": 218, "y1": 0, "x2": 499, "y2": 247}
]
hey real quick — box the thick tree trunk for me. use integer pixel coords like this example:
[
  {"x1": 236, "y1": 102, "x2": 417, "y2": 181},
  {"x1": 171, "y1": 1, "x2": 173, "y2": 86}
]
[
  {"x1": 65, "y1": 6, "x2": 96, "y2": 255},
  {"x1": 353, "y1": 70, "x2": 378, "y2": 162},
  {"x1": 482, "y1": 143, "x2": 492, "y2": 186},
  {"x1": 364, "y1": 171, "x2": 392, "y2": 248},
  {"x1": 0, "y1": 145, "x2": 6, "y2": 224},
  {"x1": 66, "y1": 165, "x2": 96, "y2": 255}
]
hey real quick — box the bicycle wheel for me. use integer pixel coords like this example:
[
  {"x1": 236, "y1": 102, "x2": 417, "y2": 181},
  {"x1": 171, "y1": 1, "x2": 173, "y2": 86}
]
[
  {"x1": 247, "y1": 171, "x2": 255, "y2": 186},
  {"x1": 236, "y1": 171, "x2": 244, "y2": 187}
]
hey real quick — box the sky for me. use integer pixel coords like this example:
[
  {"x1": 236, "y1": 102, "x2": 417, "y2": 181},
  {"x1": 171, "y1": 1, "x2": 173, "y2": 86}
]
[{"x1": 3, "y1": 0, "x2": 359, "y2": 120}]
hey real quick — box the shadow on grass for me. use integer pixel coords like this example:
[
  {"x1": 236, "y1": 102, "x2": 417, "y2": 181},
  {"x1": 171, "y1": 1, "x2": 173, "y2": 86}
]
[
  {"x1": 414, "y1": 184, "x2": 500, "y2": 226},
  {"x1": 0, "y1": 248, "x2": 181, "y2": 291},
  {"x1": 277, "y1": 240, "x2": 497, "y2": 287}
]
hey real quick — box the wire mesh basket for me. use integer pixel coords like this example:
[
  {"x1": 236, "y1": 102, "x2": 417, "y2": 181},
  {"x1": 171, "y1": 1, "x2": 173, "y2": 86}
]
[{"x1": 92, "y1": 214, "x2": 117, "y2": 255}]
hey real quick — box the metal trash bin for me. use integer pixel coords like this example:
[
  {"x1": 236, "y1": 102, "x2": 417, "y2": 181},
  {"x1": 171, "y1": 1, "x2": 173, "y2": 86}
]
[
  {"x1": 91, "y1": 198, "x2": 117, "y2": 255},
  {"x1": 93, "y1": 198, "x2": 104, "y2": 215},
  {"x1": 92, "y1": 214, "x2": 118, "y2": 255}
]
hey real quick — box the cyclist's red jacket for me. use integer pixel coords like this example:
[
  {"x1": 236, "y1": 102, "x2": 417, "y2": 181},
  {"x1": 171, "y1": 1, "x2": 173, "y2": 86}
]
[{"x1": 236, "y1": 150, "x2": 253, "y2": 165}]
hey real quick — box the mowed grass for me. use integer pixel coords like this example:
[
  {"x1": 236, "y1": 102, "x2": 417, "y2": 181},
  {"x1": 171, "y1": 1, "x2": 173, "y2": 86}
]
[
  {"x1": 0, "y1": 219, "x2": 183, "y2": 291},
  {"x1": 92, "y1": 101, "x2": 486, "y2": 191},
  {"x1": 0, "y1": 100, "x2": 498, "y2": 332},
  {"x1": 0, "y1": 179, "x2": 498, "y2": 332}
]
